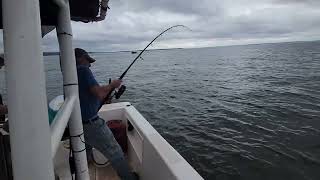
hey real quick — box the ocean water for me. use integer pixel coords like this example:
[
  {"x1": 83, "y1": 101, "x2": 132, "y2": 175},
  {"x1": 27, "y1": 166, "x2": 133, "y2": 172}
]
[{"x1": 2, "y1": 41, "x2": 320, "y2": 179}]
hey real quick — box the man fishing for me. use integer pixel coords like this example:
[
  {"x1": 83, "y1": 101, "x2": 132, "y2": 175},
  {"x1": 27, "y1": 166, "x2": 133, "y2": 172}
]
[{"x1": 75, "y1": 48, "x2": 138, "y2": 180}]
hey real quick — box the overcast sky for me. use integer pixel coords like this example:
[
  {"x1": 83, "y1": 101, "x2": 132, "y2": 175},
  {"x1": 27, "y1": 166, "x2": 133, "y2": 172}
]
[{"x1": 5, "y1": 0, "x2": 320, "y2": 52}]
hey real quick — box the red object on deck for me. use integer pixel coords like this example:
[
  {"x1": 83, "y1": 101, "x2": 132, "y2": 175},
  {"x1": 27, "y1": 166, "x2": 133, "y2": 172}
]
[{"x1": 107, "y1": 120, "x2": 128, "y2": 153}]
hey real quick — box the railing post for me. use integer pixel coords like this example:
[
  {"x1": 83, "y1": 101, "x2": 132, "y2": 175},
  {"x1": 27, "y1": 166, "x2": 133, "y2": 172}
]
[
  {"x1": 54, "y1": 0, "x2": 90, "y2": 179},
  {"x1": 2, "y1": 0, "x2": 54, "y2": 179}
]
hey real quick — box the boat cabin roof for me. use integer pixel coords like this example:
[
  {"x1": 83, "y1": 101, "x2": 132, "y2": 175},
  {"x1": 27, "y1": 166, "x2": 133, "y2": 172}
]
[{"x1": 0, "y1": 0, "x2": 100, "y2": 29}]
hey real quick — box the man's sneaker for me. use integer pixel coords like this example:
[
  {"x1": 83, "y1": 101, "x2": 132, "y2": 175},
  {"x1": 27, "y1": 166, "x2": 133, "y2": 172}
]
[{"x1": 132, "y1": 172, "x2": 139, "y2": 180}]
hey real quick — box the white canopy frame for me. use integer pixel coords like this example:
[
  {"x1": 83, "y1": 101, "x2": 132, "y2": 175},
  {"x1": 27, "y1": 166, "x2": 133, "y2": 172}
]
[{"x1": 2, "y1": 0, "x2": 90, "y2": 179}]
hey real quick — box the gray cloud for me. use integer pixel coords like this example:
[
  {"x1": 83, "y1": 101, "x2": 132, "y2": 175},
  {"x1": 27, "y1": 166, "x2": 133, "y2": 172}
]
[
  {"x1": 3, "y1": 0, "x2": 320, "y2": 52},
  {"x1": 272, "y1": 0, "x2": 320, "y2": 5}
]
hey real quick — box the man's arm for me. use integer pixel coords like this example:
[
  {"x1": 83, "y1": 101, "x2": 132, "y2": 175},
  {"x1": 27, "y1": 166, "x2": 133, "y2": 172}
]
[
  {"x1": 80, "y1": 67, "x2": 122, "y2": 101},
  {"x1": 89, "y1": 79, "x2": 122, "y2": 101}
]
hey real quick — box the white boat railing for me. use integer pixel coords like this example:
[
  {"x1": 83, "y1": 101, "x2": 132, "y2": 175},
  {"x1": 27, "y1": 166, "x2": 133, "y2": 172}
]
[
  {"x1": 50, "y1": 95, "x2": 76, "y2": 157},
  {"x1": 125, "y1": 105, "x2": 204, "y2": 180}
]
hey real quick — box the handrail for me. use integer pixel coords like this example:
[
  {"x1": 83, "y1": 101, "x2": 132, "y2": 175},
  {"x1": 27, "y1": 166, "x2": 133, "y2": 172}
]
[{"x1": 51, "y1": 95, "x2": 76, "y2": 157}]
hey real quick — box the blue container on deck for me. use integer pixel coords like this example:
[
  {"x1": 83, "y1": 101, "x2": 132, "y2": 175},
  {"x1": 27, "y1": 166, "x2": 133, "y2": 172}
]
[{"x1": 48, "y1": 95, "x2": 64, "y2": 125}]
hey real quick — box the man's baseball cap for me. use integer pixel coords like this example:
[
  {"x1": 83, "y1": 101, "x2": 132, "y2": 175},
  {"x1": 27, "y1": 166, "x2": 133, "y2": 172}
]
[{"x1": 74, "y1": 48, "x2": 96, "y2": 63}]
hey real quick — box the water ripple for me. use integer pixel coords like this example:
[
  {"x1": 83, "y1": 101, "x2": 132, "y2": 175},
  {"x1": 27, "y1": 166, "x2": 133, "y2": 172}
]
[{"x1": 32, "y1": 41, "x2": 320, "y2": 180}]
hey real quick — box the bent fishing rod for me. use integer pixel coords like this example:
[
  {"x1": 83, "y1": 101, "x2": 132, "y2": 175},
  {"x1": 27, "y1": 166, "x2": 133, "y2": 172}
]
[
  {"x1": 119, "y1": 25, "x2": 188, "y2": 79},
  {"x1": 102, "y1": 25, "x2": 190, "y2": 104}
]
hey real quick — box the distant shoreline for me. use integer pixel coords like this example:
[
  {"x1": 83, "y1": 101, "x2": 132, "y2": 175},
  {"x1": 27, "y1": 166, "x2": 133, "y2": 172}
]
[{"x1": 43, "y1": 39, "x2": 320, "y2": 56}]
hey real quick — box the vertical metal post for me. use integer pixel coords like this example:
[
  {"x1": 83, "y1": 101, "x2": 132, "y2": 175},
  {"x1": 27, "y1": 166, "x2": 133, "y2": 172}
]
[
  {"x1": 2, "y1": 0, "x2": 54, "y2": 180},
  {"x1": 54, "y1": 0, "x2": 89, "y2": 179}
]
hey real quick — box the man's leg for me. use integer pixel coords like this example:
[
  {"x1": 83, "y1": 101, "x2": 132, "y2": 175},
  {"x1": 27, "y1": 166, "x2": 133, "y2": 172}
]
[
  {"x1": 83, "y1": 118, "x2": 135, "y2": 180},
  {"x1": 85, "y1": 144, "x2": 93, "y2": 162}
]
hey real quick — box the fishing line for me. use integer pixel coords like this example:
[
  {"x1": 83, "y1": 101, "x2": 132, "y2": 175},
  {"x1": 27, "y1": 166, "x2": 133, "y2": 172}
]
[
  {"x1": 119, "y1": 25, "x2": 191, "y2": 80},
  {"x1": 103, "y1": 25, "x2": 191, "y2": 104}
]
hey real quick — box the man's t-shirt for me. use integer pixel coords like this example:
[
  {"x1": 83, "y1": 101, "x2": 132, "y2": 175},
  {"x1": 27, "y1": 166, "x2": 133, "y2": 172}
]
[{"x1": 77, "y1": 65, "x2": 101, "y2": 122}]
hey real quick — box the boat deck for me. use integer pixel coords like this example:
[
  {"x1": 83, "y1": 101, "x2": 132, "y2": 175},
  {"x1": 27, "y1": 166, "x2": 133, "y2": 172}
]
[{"x1": 54, "y1": 141, "x2": 122, "y2": 180}]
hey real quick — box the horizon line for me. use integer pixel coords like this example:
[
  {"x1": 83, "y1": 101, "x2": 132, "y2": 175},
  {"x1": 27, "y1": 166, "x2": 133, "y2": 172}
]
[{"x1": 43, "y1": 39, "x2": 320, "y2": 55}]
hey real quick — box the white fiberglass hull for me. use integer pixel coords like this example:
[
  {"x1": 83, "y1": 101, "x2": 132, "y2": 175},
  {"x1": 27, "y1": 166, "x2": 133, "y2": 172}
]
[{"x1": 54, "y1": 102, "x2": 203, "y2": 180}]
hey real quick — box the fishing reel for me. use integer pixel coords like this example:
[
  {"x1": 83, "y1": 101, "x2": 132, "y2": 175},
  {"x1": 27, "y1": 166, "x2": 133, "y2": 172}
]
[
  {"x1": 108, "y1": 78, "x2": 126, "y2": 100},
  {"x1": 115, "y1": 85, "x2": 126, "y2": 99},
  {"x1": 101, "y1": 79, "x2": 126, "y2": 105}
]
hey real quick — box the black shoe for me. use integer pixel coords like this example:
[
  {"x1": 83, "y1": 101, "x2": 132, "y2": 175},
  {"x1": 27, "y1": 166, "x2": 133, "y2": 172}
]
[
  {"x1": 55, "y1": 175, "x2": 60, "y2": 180},
  {"x1": 132, "y1": 172, "x2": 139, "y2": 180}
]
